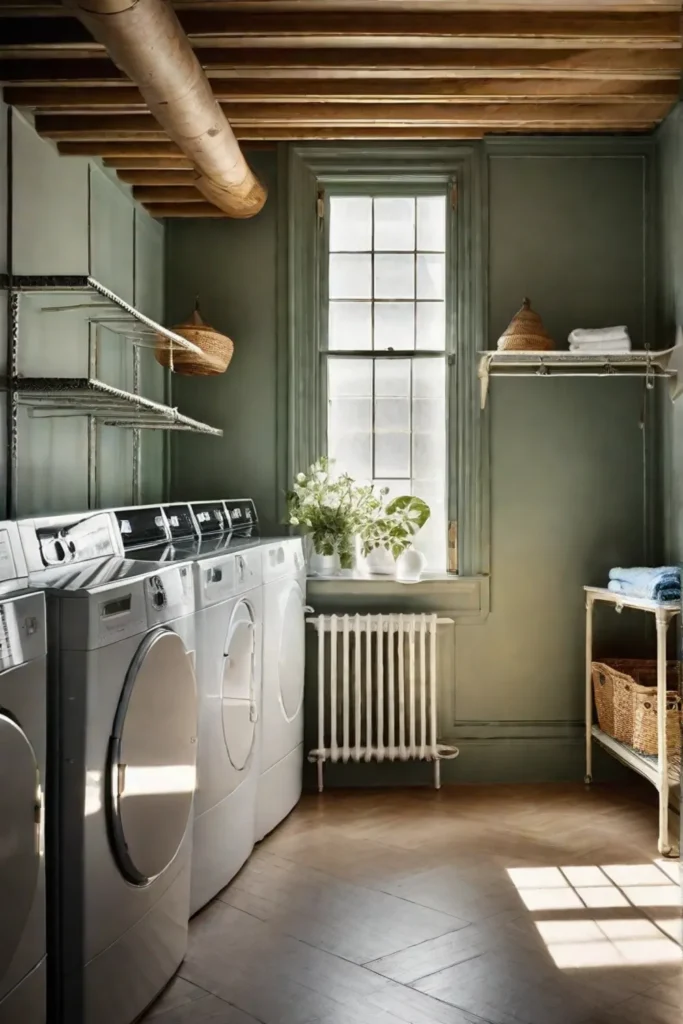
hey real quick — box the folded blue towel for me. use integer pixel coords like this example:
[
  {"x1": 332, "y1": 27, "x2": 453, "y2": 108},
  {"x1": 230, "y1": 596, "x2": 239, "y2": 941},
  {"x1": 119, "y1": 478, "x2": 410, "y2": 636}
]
[{"x1": 608, "y1": 576, "x2": 680, "y2": 603}]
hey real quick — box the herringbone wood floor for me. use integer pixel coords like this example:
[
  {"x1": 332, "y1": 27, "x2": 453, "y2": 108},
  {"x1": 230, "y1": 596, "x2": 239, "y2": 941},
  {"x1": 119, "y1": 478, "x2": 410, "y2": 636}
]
[{"x1": 146, "y1": 785, "x2": 683, "y2": 1024}]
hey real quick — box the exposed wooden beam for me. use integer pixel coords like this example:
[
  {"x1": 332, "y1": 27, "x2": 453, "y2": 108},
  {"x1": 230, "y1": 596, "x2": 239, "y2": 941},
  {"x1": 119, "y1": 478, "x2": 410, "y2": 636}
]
[
  {"x1": 2, "y1": 48, "x2": 680, "y2": 84},
  {"x1": 2, "y1": 2, "x2": 682, "y2": 11},
  {"x1": 6, "y1": 76, "x2": 679, "y2": 111},
  {"x1": 34, "y1": 101, "x2": 672, "y2": 138},
  {"x1": 143, "y1": 202, "x2": 229, "y2": 218},
  {"x1": 1, "y1": 11, "x2": 680, "y2": 51},
  {"x1": 118, "y1": 169, "x2": 197, "y2": 183},
  {"x1": 132, "y1": 185, "x2": 204, "y2": 202},
  {"x1": 56, "y1": 140, "x2": 272, "y2": 157}
]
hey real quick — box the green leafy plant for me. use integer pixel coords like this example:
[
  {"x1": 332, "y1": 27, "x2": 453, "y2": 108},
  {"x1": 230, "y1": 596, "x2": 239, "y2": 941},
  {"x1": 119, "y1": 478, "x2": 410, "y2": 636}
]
[
  {"x1": 359, "y1": 495, "x2": 431, "y2": 560},
  {"x1": 286, "y1": 457, "x2": 381, "y2": 569}
]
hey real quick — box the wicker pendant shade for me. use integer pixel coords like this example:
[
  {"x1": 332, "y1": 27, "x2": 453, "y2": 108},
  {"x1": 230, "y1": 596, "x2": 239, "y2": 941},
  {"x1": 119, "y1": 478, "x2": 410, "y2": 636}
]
[
  {"x1": 155, "y1": 299, "x2": 234, "y2": 376},
  {"x1": 497, "y1": 297, "x2": 554, "y2": 352}
]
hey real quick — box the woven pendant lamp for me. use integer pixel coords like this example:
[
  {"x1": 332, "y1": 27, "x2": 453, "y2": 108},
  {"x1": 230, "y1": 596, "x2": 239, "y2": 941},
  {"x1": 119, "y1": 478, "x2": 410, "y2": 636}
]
[
  {"x1": 497, "y1": 298, "x2": 554, "y2": 352},
  {"x1": 155, "y1": 298, "x2": 234, "y2": 376}
]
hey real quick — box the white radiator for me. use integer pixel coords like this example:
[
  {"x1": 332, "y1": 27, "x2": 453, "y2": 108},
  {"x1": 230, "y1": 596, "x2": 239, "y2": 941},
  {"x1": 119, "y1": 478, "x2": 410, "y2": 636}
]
[{"x1": 307, "y1": 613, "x2": 459, "y2": 791}]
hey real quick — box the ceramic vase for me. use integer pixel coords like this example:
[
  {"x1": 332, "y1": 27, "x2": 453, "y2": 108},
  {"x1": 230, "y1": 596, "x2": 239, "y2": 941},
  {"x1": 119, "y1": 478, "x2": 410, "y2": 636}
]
[
  {"x1": 396, "y1": 548, "x2": 426, "y2": 582},
  {"x1": 364, "y1": 545, "x2": 396, "y2": 576}
]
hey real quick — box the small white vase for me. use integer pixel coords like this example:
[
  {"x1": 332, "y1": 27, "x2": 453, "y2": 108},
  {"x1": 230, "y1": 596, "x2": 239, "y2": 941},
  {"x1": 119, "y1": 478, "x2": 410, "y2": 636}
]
[
  {"x1": 364, "y1": 545, "x2": 396, "y2": 576},
  {"x1": 396, "y1": 548, "x2": 426, "y2": 582},
  {"x1": 309, "y1": 550, "x2": 341, "y2": 576}
]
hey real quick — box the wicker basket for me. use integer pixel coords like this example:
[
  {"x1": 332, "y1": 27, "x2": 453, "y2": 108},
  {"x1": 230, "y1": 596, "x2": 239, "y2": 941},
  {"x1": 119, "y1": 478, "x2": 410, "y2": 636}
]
[
  {"x1": 497, "y1": 298, "x2": 554, "y2": 352},
  {"x1": 592, "y1": 659, "x2": 682, "y2": 756},
  {"x1": 155, "y1": 299, "x2": 234, "y2": 376}
]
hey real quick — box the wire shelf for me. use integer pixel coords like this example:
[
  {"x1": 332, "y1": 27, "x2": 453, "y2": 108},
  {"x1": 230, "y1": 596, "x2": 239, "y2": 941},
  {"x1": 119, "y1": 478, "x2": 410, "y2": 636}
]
[
  {"x1": 2, "y1": 274, "x2": 202, "y2": 354},
  {"x1": 14, "y1": 377, "x2": 223, "y2": 436},
  {"x1": 478, "y1": 348, "x2": 682, "y2": 408}
]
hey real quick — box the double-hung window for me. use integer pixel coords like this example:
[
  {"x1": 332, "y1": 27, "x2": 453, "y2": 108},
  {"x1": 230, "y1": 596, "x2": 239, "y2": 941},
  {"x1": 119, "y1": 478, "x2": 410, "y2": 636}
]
[
  {"x1": 324, "y1": 191, "x2": 449, "y2": 571},
  {"x1": 287, "y1": 145, "x2": 486, "y2": 580}
]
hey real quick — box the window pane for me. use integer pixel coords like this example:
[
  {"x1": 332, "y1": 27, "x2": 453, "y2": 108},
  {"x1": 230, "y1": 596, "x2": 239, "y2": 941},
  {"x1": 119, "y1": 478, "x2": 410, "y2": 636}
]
[
  {"x1": 413, "y1": 358, "x2": 446, "y2": 399},
  {"x1": 329, "y1": 429, "x2": 372, "y2": 480},
  {"x1": 417, "y1": 196, "x2": 446, "y2": 252},
  {"x1": 375, "y1": 432, "x2": 411, "y2": 478},
  {"x1": 417, "y1": 253, "x2": 445, "y2": 300},
  {"x1": 375, "y1": 254, "x2": 414, "y2": 300},
  {"x1": 328, "y1": 358, "x2": 372, "y2": 398},
  {"x1": 375, "y1": 359, "x2": 410, "y2": 397},
  {"x1": 374, "y1": 197, "x2": 415, "y2": 251},
  {"x1": 374, "y1": 303, "x2": 414, "y2": 351},
  {"x1": 375, "y1": 397, "x2": 410, "y2": 433},
  {"x1": 416, "y1": 302, "x2": 446, "y2": 351},
  {"x1": 330, "y1": 254, "x2": 371, "y2": 300},
  {"x1": 329, "y1": 302, "x2": 371, "y2": 350},
  {"x1": 329, "y1": 398, "x2": 372, "y2": 435},
  {"x1": 330, "y1": 196, "x2": 372, "y2": 252}
]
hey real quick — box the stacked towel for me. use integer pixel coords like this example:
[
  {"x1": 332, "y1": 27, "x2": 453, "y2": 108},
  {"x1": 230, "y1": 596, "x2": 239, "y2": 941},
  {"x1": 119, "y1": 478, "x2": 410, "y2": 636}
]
[
  {"x1": 569, "y1": 326, "x2": 631, "y2": 354},
  {"x1": 608, "y1": 566, "x2": 680, "y2": 603}
]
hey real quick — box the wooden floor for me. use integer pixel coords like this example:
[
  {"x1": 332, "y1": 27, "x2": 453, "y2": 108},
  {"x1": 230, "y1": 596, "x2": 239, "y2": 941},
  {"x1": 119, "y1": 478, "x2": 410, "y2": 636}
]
[{"x1": 146, "y1": 785, "x2": 682, "y2": 1024}]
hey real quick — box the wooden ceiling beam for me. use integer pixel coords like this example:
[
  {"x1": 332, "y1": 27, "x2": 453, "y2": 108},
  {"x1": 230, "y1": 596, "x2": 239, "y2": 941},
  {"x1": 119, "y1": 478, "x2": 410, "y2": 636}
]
[
  {"x1": 6, "y1": 77, "x2": 679, "y2": 111},
  {"x1": 34, "y1": 100, "x2": 673, "y2": 137},
  {"x1": 1, "y1": 11, "x2": 680, "y2": 51},
  {"x1": 2, "y1": 48, "x2": 680, "y2": 85},
  {"x1": 118, "y1": 169, "x2": 197, "y2": 184},
  {"x1": 142, "y1": 202, "x2": 230, "y2": 218},
  {"x1": 132, "y1": 185, "x2": 204, "y2": 202},
  {"x1": 1, "y1": 2, "x2": 682, "y2": 12}
]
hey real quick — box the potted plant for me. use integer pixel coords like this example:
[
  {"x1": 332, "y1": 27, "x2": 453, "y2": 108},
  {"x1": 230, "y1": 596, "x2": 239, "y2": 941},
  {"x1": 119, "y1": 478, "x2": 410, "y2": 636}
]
[
  {"x1": 286, "y1": 457, "x2": 380, "y2": 575},
  {"x1": 360, "y1": 495, "x2": 431, "y2": 579}
]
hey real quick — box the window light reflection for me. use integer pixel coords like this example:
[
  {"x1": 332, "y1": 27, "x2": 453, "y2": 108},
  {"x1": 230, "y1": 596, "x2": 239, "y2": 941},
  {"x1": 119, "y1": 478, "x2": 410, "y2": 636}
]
[{"x1": 122, "y1": 764, "x2": 196, "y2": 797}]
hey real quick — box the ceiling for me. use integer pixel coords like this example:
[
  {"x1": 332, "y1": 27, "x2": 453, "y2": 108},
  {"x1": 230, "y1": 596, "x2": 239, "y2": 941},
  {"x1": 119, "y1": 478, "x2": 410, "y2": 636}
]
[{"x1": 0, "y1": 0, "x2": 681, "y2": 218}]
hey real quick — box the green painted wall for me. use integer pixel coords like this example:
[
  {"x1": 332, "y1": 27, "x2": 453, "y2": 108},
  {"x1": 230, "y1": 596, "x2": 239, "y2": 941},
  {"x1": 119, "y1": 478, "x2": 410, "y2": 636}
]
[
  {"x1": 167, "y1": 139, "x2": 655, "y2": 783},
  {"x1": 657, "y1": 104, "x2": 683, "y2": 564},
  {"x1": 2, "y1": 107, "x2": 167, "y2": 516},
  {"x1": 166, "y1": 151, "x2": 281, "y2": 532}
]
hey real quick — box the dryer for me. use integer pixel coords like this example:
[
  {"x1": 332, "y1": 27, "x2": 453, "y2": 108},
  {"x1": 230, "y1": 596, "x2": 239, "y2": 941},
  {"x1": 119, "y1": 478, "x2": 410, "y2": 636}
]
[
  {"x1": 19, "y1": 511, "x2": 198, "y2": 1024},
  {"x1": 0, "y1": 523, "x2": 47, "y2": 1024},
  {"x1": 255, "y1": 536, "x2": 307, "y2": 841},
  {"x1": 114, "y1": 500, "x2": 264, "y2": 916}
]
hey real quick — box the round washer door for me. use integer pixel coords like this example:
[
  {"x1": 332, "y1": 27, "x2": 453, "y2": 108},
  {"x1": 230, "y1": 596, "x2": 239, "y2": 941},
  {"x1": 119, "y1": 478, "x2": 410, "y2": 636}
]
[
  {"x1": 107, "y1": 629, "x2": 197, "y2": 886},
  {"x1": 222, "y1": 600, "x2": 256, "y2": 772},
  {"x1": 278, "y1": 582, "x2": 305, "y2": 722},
  {"x1": 0, "y1": 712, "x2": 40, "y2": 979}
]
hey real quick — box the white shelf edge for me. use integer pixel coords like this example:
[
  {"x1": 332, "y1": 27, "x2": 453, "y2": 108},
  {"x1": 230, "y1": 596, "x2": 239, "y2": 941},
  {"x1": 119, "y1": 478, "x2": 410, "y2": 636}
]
[{"x1": 592, "y1": 726, "x2": 680, "y2": 789}]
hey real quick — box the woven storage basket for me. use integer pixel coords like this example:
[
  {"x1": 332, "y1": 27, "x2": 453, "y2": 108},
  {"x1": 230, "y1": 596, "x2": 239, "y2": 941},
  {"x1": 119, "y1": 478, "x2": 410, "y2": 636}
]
[
  {"x1": 497, "y1": 298, "x2": 554, "y2": 352},
  {"x1": 155, "y1": 300, "x2": 234, "y2": 376},
  {"x1": 592, "y1": 659, "x2": 681, "y2": 756}
]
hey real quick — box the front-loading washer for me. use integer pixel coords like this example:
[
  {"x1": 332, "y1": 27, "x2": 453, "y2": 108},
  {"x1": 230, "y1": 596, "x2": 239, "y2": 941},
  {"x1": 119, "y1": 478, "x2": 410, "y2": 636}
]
[
  {"x1": 254, "y1": 536, "x2": 307, "y2": 842},
  {"x1": 187, "y1": 500, "x2": 263, "y2": 915},
  {"x1": 113, "y1": 500, "x2": 264, "y2": 916},
  {"x1": 18, "y1": 510, "x2": 197, "y2": 1024},
  {"x1": 0, "y1": 522, "x2": 47, "y2": 1024}
]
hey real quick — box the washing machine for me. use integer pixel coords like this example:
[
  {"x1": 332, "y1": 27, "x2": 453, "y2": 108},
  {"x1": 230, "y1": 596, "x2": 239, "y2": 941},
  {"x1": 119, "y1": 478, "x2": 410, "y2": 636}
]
[
  {"x1": 18, "y1": 510, "x2": 197, "y2": 1024},
  {"x1": 255, "y1": 537, "x2": 307, "y2": 841},
  {"x1": 114, "y1": 500, "x2": 264, "y2": 916},
  {"x1": 0, "y1": 522, "x2": 47, "y2": 1024}
]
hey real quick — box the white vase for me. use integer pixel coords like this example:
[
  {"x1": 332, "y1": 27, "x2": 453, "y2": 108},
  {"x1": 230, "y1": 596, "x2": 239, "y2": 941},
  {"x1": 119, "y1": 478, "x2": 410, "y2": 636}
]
[
  {"x1": 364, "y1": 545, "x2": 396, "y2": 576},
  {"x1": 308, "y1": 550, "x2": 341, "y2": 577},
  {"x1": 396, "y1": 548, "x2": 426, "y2": 582}
]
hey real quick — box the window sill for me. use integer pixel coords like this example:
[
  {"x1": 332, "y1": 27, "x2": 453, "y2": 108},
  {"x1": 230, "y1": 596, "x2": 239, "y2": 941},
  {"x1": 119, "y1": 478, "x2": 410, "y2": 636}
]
[{"x1": 305, "y1": 573, "x2": 490, "y2": 621}]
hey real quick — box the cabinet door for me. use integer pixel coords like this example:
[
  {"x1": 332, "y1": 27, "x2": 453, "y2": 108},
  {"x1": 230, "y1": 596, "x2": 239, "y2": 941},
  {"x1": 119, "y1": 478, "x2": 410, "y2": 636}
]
[{"x1": 89, "y1": 166, "x2": 135, "y2": 303}]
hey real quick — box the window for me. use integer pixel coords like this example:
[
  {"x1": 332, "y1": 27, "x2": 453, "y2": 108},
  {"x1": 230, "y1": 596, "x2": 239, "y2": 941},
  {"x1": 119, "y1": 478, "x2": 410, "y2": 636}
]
[
  {"x1": 286, "y1": 144, "x2": 486, "y2": 580},
  {"x1": 325, "y1": 194, "x2": 448, "y2": 570}
]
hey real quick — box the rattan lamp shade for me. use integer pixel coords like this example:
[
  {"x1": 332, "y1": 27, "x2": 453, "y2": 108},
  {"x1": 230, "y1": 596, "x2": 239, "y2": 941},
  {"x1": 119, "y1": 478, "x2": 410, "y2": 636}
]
[
  {"x1": 155, "y1": 300, "x2": 234, "y2": 376},
  {"x1": 497, "y1": 298, "x2": 554, "y2": 352}
]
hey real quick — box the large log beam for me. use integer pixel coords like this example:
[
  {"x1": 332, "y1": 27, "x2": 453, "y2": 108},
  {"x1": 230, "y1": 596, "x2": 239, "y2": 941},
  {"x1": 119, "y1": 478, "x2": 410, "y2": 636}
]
[{"x1": 1, "y1": 11, "x2": 680, "y2": 50}]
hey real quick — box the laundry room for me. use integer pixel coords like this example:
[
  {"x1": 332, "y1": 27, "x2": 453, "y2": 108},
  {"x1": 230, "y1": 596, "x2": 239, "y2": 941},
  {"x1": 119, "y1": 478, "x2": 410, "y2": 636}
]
[{"x1": 1, "y1": 3, "x2": 683, "y2": 1024}]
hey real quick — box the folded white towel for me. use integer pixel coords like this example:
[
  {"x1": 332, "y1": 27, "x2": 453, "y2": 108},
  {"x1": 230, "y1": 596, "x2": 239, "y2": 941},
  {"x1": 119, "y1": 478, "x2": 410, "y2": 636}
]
[
  {"x1": 569, "y1": 340, "x2": 631, "y2": 354},
  {"x1": 569, "y1": 326, "x2": 630, "y2": 345}
]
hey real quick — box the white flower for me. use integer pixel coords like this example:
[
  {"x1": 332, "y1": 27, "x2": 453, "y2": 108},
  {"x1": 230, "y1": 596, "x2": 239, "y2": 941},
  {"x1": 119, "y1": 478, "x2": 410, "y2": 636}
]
[
  {"x1": 296, "y1": 473, "x2": 306, "y2": 483},
  {"x1": 289, "y1": 516, "x2": 300, "y2": 526}
]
